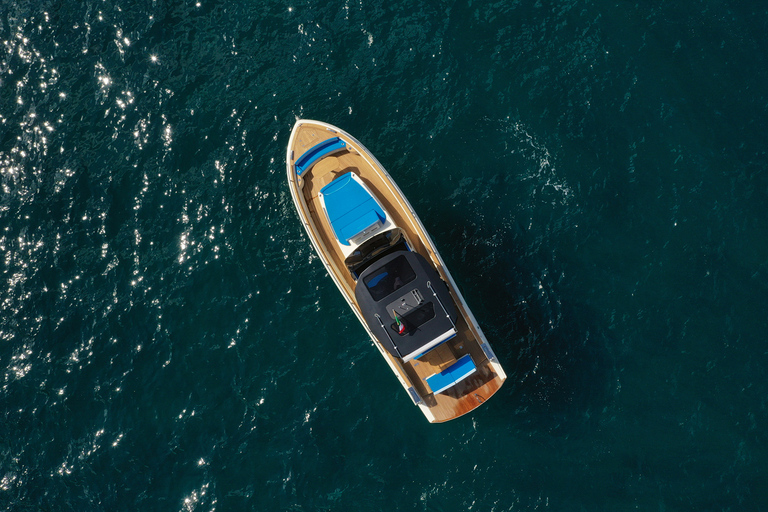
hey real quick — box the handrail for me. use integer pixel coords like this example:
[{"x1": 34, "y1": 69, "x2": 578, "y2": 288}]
[
  {"x1": 427, "y1": 281, "x2": 456, "y2": 331},
  {"x1": 375, "y1": 313, "x2": 402, "y2": 358}
]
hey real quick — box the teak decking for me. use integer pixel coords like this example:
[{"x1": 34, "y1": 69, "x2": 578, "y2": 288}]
[{"x1": 287, "y1": 120, "x2": 506, "y2": 423}]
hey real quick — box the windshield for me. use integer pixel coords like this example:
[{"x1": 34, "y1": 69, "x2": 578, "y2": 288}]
[{"x1": 345, "y1": 228, "x2": 408, "y2": 277}]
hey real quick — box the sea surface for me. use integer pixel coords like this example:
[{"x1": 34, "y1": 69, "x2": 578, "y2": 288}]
[{"x1": 2, "y1": 0, "x2": 767, "y2": 510}]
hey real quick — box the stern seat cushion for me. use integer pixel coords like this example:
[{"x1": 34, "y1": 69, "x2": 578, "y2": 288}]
[
  {"x1": 425, "y1": 354, "x2": 477, "y2": 395},
  {"x1": 321, "y1": 174, "x2": 385, "y2": 245}
]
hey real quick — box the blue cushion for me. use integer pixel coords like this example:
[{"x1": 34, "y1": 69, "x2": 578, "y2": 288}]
[
  {"x1": 426, "y1": 354, "x2": 477, "y2": 394},
  {"x1": 295, "y1": 137, "x2": 347, "y2": 176},
  {"x1": 321, "y1": 174, "x2": 385, "y2": 245}
]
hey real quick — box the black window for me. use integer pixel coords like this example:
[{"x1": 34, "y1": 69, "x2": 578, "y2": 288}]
[{"x1": 363, "y1": 255, "x2": 416, "y2": 301}]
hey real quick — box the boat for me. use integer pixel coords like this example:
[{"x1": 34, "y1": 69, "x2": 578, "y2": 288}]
[{"x1": 285, "y1": 119, "x2": 506, "y2": 423}]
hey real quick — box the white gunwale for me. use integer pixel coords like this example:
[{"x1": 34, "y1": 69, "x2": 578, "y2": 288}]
[{"x1": 286, "y1": 119, "x2": 506, "y2": 423}]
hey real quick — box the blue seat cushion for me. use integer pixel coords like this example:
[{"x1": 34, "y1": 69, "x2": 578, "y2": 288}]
[
  {"x1": 426, "y1": 354, "x2": 477, "y2": 394},
  {"x1": 295, "y1": 137, "x2": 346, "y2": 176},
  {"x1": 321, "y1": 174, "x2": 385, "y2": 245}
]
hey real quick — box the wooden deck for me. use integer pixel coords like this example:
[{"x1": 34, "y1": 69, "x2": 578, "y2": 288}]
[{"x1": 287, "y1": 121, "x2": 506, "y2": 422}]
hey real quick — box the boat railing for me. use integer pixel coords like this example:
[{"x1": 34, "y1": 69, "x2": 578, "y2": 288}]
[
  {"x1": 375, "y1": 313, "x2": 402, "y2": 358},
  {"x1": 427, "y1": 281, "x2": 456, "y2": 332}
]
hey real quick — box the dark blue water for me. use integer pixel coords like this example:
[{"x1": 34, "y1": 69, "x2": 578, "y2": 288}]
[{"x1": 2, "y1": 0, "x2": 767, "y2": 510}]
